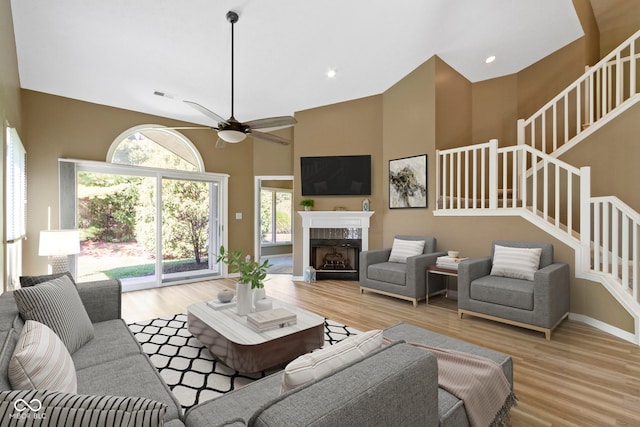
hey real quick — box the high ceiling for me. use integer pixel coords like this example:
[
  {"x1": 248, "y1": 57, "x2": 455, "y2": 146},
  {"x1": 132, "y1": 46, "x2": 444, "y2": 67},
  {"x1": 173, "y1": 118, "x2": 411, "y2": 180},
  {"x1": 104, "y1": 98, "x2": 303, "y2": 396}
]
[{"x1": 10, "y1": 0, "x2": 584, "y2": 127}]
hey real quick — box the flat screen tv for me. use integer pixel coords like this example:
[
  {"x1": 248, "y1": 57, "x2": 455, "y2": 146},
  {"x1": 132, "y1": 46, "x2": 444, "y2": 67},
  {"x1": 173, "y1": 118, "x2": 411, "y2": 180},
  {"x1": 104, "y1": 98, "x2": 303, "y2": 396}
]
[{"x1": 300, "y1": 155, "x2": 371, "y2": 196}]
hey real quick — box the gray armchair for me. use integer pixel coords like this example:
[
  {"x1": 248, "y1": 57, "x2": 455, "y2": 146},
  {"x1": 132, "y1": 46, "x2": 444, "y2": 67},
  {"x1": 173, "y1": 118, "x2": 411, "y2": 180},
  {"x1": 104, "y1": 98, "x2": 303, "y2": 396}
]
[
  {"x1": 457, "y1": 240, "x2": 570, "y2": 340},
  {"x1": 359, "y1": 235, "x2": 445, "y2": 306}
]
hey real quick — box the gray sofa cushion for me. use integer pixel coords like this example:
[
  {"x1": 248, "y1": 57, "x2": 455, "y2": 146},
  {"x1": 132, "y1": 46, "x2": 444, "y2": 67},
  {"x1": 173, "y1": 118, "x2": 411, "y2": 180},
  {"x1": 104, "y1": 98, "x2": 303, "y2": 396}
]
[
  {"x1": 249, "y1": 343, "x2": 438, "y2": 427},
  {"x1": 383, "y1": 323, "x2": 513, "y2": 384},
  {"x1": 470, "y1": 275, "x2": 534, "y2": 310},
  {"x1": 76, "y1": 353, "x2": 183, "y2": 422},
  {"x1": 185, "y1": 373, "x2": 283, "y2": 427},
  {"x1": 72, "y1": 319, "x2": 143, "y2": 370},
  {"x1": 368, "y1": 262, "x2": 406, "y2": 285}
]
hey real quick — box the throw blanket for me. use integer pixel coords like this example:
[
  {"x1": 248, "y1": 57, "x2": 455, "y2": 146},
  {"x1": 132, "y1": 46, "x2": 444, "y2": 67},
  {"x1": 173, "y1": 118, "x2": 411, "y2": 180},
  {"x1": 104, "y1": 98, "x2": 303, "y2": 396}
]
[{"x1": 409, "y1": 342, "x2": 517, "y2": 427}]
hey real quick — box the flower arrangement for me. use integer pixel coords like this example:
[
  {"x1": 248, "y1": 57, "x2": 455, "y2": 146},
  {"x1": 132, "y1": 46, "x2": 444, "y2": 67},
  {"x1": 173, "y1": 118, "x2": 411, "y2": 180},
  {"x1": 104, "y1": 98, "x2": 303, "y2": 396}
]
[{"x1": 216, "y1": 246, "x2": 271, "y2": 289}]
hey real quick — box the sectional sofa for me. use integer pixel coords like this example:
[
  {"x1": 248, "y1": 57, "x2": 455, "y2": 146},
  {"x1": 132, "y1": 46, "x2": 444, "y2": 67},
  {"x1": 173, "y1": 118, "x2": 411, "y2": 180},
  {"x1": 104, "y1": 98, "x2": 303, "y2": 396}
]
[{"x1": 0, "y1": 276, "x2": 513, "y2": 426}]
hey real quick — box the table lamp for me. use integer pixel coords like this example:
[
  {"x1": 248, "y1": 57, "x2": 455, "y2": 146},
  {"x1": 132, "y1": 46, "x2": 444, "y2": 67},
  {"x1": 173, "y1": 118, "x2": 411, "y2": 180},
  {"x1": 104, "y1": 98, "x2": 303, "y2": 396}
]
[{"x1": 38, "y1": 229, "x2": 80, "y2": 274}]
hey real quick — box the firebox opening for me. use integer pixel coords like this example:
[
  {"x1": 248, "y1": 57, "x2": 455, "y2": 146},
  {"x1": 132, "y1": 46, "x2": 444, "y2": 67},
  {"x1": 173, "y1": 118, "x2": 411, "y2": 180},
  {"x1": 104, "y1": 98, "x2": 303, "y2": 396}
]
[{"x1": 310, "y1": 238, "x2": 361, "y2": 280}]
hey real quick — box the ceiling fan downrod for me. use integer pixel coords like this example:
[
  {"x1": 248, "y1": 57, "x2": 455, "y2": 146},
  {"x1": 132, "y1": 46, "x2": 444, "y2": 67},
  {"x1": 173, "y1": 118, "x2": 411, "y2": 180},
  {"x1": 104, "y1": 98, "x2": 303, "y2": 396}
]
[{"x1": 226, "y1": 11, "x2": 239, "y2": 120}]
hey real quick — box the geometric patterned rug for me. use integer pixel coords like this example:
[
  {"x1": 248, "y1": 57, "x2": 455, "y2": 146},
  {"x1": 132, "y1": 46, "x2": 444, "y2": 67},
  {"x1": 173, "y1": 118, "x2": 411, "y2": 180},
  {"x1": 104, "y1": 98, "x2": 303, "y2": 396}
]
[{"x1": 128, "y1": 313, "x2": 359, "y2": 411}]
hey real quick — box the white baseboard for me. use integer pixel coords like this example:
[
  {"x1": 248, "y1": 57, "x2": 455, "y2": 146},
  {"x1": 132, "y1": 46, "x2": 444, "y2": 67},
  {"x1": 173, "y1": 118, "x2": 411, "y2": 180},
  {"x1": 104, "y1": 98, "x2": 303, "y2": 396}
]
[{"x1": 569, "y1": 313, "x2": 638, "y2": 345}]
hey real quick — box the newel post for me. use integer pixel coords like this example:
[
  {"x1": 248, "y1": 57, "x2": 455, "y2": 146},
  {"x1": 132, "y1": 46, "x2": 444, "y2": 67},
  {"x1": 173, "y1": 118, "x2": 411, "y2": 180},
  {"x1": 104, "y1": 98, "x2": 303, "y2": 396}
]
[
  {"x1": 580, "y1": 166, "x2": 592, "y2": 267},
  {"x1": 489, "y1": 139, "x2": 498, "y2": 209}
]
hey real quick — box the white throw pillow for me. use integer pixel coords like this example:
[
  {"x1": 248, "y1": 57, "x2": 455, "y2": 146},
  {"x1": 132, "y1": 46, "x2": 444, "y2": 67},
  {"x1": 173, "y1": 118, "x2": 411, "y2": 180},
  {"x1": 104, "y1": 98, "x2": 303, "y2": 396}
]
[
  {"x1": 388, "y1": 239, "x2": 425, "y2": 263},
  {"x1": 280, "y1": 329, "x2": 383, "y2": 393},
  {"x1": 9, "y1": 320, "x2": 77, "y2": 393},
  {"x1": 490, "y1": 245, "x2": 543, "y2": 281}
]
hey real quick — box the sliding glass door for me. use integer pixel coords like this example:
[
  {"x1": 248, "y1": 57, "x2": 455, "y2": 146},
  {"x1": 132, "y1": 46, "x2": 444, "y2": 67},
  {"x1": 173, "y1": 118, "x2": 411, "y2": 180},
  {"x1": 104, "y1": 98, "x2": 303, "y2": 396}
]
[
  {"x1": 160, "y1": 178, "x2": 219, "y2": 283},
  {"x1": 63, "y1": 160, "x2": 227, "y2": 291}
]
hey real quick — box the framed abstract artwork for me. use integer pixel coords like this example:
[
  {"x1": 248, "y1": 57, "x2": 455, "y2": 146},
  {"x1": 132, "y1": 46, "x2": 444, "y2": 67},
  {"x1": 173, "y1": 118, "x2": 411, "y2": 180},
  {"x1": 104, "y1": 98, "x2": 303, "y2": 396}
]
[{"x1": 389, "y1": 154, "x2": 427, "y2": 209}]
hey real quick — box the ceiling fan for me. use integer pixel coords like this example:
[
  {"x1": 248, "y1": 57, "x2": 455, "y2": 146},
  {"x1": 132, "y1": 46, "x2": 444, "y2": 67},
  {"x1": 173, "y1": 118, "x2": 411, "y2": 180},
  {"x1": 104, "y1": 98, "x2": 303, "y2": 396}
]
[{"x1": 160, "y1": 10, "x2": 296, "y2": 148}]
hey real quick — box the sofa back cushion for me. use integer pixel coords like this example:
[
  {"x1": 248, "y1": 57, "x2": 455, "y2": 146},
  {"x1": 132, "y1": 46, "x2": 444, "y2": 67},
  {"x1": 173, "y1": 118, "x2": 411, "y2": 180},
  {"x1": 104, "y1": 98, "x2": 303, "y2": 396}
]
[
  {"x1": 251, "y1": 342, "x2": 439, "y2": 427},
  {"x1": 0, "y1": 330, "x2": 19, "y2": 391},
  {"x1": 0, "y1": 293, "x2": 19, "y2": 333}
]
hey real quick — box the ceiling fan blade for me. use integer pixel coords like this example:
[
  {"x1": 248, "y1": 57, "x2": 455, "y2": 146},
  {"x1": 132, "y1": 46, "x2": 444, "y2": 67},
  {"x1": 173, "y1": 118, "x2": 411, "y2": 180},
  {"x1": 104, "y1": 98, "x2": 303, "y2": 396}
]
[
  {"x1": 162, "y1": 126, "x2": 213, "y2": 130},
  {"x1": 250, "y1": 130, "x2": 291, "y2": 146},
  {"x1": 244, "y1": 116, "x2": 297, "y2": 131},
  {"x1": 184, "y1": 100, "x2": 229, "y2": 125},
  {"x1": 215, "y1": 137, "x2": 228, "y2": 149}
]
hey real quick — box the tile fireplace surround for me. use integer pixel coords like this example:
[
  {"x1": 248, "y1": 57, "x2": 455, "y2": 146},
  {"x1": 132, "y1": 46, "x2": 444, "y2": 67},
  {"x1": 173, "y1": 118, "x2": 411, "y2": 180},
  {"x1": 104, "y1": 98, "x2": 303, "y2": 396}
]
[{"x1": 298, "y1": 211, "x2": 374, "y2": 279}]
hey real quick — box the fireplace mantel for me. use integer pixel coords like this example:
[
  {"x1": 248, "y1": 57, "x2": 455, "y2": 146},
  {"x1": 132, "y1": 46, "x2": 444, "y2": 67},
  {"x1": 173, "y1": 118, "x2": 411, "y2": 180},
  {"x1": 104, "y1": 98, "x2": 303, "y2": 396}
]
[{"x1": 298, "y1": 211, "x2": 374, "y2": 277}]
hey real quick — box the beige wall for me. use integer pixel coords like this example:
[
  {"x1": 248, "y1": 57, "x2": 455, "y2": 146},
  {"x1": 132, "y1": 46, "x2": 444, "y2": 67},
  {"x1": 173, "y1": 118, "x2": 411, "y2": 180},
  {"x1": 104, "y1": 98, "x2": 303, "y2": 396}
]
[
  {"x1": 435, "y1": 57, "x2": 472, "y2": 150},
  {"x1": 471, "y1": 74, "x2": 518, "y2": 146},
  {"x1": 20, "y1": 90, "x2": 289, "y2": 275},
  {"x1": 380, "y1": 59, "x2": 437, "y2": 245},
  {"x1": 573, "y1": 0, "x2": 601, "y2": 65}
]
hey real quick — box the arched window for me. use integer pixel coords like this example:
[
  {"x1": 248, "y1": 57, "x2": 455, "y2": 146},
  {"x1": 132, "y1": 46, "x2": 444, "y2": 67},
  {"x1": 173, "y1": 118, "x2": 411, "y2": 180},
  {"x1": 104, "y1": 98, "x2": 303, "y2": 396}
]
[{"x1": 107, "y1": 125, "x2": 205, "y2": 172}]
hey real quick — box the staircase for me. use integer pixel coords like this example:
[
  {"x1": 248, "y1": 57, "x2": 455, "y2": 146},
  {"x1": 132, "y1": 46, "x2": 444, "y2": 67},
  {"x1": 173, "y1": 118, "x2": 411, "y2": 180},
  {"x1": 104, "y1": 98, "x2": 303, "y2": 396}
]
[
  {"x1": 435, "y1": 29, "x2": 640, "y2": 345},
  {"x1": 518, "y1": 28, "x2": 640, "y2": 157}
]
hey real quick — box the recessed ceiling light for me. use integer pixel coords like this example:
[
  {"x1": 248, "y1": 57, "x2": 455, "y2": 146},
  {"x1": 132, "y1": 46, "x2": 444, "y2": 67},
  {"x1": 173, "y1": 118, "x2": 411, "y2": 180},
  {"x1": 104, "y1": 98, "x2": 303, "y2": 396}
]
[
  {"x1": 485, "y1": 56, "x2": 496, "y2": 64},
  {"x1": 326, "y1": 69, "x2": 337, "y2": 78}
]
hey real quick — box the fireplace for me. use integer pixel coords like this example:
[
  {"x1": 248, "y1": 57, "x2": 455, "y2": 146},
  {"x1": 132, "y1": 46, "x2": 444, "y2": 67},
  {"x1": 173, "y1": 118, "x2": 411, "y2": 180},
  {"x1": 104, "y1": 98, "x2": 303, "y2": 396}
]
[
  {"x1": 310, "y1": 237, "x2": 361, "y2": 280},
  {"x1": 299, "y1": 211, "x2": 374, "y2": 281}
]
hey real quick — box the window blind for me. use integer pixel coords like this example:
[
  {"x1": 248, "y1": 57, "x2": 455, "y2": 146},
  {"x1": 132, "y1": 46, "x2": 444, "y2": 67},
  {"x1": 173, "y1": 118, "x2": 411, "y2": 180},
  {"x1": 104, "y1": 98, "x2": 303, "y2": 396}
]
[{"x1": 6, "y1": 126, "x2": 27, "y2": 242}]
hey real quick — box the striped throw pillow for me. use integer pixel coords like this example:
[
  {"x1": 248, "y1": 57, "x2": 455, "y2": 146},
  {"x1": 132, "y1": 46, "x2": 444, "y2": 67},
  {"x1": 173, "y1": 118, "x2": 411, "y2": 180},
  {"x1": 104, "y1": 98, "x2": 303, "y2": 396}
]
[
  {"x1": 14, "y1": 275, "x2": 94, "y2": 354},
  {"x1": 281, "y1": 330, "x2": 383, "y2": 393},
  {"x1": 9, "y1": 320, "x2": 77, "y2": 393},
  {"x1": 388, "y1": 239, "x2": 425, "y2": 263},
  {"x1": 0, "y1": 390, "x2": 167, "y2": 427},
  {"x1": 490, "y1": 245, "x2": 543, "y2": 281}
]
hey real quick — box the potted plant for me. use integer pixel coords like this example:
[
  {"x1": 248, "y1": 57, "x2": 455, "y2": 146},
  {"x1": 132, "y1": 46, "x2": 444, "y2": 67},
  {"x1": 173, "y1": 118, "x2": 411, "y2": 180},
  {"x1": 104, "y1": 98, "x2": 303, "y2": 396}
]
[
  {"x1": 216, "y1": 246, "x2": 272, "y2": 315},
  {"x1": 300, "y1": 199, "x2": 315, "y2": 211}
]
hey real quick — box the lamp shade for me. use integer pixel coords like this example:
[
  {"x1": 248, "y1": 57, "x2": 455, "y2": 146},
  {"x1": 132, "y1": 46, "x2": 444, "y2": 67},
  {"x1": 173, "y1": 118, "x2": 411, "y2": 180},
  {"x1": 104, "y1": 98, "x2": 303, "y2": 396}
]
[
  {"x1": 38, "y1": 230, "x2": 80, "y2": 256},
  {"x1": 218, "y1": 129, "x2": 247, "y2": 143}
]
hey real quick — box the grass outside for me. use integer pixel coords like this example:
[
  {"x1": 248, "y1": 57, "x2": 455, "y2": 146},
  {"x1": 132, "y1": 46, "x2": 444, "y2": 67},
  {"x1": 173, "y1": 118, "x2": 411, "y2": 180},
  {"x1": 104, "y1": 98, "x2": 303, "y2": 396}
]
[{"x1": 78, "y1": 241, "x2": 210, "y2": 282}]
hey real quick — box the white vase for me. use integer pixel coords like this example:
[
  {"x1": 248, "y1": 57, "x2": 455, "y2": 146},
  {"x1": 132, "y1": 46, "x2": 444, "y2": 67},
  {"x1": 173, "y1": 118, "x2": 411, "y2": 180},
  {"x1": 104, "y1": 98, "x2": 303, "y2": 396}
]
[
  {"x1": 252, "y1": 287, "x2": 266, "y2": 310},
  {"x1": 236, "y1": 282, "x2": 252, "y2": 315}
]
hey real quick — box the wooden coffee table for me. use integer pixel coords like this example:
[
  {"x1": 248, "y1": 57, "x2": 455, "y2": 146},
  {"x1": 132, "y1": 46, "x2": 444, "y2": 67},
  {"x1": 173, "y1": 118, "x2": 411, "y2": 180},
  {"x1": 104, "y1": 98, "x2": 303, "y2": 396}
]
[{"x1": 187, "y1": 299, "x2": 324, "y2": 373}]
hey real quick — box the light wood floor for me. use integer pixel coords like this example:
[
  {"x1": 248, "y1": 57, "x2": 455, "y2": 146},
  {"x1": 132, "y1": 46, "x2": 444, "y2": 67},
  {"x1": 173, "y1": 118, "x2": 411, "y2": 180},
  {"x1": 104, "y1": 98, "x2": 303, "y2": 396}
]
[{"x1": 122, "y1": 276, "x2": 640, "y2": 426}]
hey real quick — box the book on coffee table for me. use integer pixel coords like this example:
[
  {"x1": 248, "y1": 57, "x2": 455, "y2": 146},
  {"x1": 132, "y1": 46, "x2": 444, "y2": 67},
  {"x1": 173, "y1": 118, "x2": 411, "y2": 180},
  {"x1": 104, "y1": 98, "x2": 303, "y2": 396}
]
[
  {"x1": 206, "y1": 297, "x2": 237, "y2": 310},
  {"x1": 247, "y1": 308, "x2": 297, "y2": 332}
]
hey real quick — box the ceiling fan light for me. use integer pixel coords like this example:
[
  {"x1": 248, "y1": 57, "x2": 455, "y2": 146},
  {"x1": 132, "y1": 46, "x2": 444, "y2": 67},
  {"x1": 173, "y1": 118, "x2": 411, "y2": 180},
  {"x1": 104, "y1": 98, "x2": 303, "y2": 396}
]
[{"x1": 218, "y1": 129, "x2": 247, "y2": 143}]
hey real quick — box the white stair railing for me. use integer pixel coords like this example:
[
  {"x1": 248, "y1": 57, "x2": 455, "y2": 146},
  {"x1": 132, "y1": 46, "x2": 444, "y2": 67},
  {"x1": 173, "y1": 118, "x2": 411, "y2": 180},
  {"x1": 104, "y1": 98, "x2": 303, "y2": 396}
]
[
  {"x1": 436, "y1": 140, "x2": 640, "y2": 310},
  {"x1": 436, "y1": 140, "x2": 587, "y2": 236},
  {"x1": 591, "y1": 197, "x2": 640, "y2": 301},
  {"x1": 518, "y1": 29, "x2": 640, "y2": 156}
]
